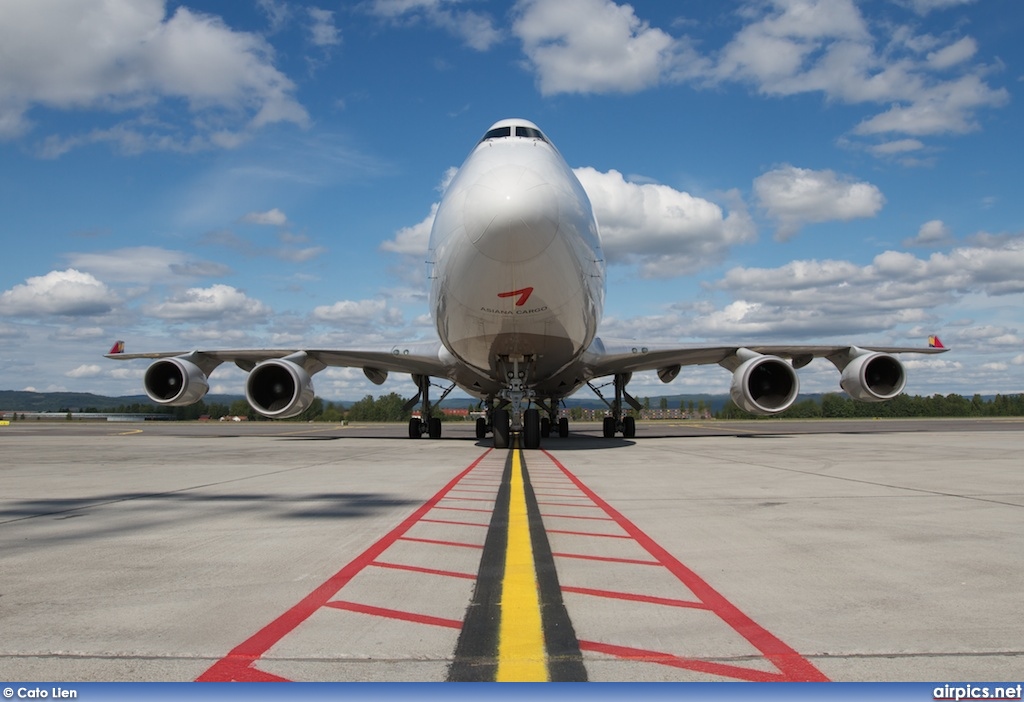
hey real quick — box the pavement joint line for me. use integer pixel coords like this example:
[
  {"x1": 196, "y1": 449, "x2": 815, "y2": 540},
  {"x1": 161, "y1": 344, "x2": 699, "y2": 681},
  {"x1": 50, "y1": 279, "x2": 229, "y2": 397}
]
[{"x1": 397, "y1": 536, "x2": 484, "y2": 550}]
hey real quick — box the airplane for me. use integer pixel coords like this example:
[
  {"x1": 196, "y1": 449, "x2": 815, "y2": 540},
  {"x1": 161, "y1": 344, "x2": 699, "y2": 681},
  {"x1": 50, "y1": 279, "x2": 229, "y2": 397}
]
[{"x1": 106, "y1": 118, "x2": 948, "y2": 449}]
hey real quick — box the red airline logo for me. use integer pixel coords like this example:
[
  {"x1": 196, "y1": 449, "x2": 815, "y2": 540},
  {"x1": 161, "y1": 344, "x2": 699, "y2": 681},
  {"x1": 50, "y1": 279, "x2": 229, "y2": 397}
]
[{"x1": 497, "y1": 287, "x2": 534, "y2": 307}]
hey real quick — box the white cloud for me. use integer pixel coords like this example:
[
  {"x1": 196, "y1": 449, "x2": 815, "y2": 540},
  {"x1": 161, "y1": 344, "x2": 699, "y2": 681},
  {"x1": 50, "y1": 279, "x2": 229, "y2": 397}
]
[
  {"x1": 65, "y1": 364, "x2": 103, "y2": 379},
  {"x1": 65, "y1": 247, "x2": 230, "y2": 283},
  {"x1": 0, "y1": 0, "x2": 308, "y2": 149},
  {"x1": 903, "y1": 0, "x2": 978, "y2": 15},
  {"x1": 905, "y1": 219, "x2": 954, "y2": 248},
  {"x1": 0, "y1": 269, "x2": 116, "y2": 316},
  {"x1": 368, "y1": 0, "x2": 500, "y2": 51},
  {"x1": 512, "y1": 0, "x2": 685, "y2": 95},
  {"x1": 241, "y1": 208, "x2": 289, "y2": 226},
  {"x1": 575, "y1": 168, "x2": 755, "y2": 277},
  {"x1": 312, "y1": 299, "x2": 404, "y2": 327},
  {"x1": 147, "y1": 284, "x2": 271, "y2": 321},
  {"x1": 754, "y1": 165, "x2": 885, "y2": 240},
  {"x1": 380, "y1": 203, "x2": 437, "y2": 256},
  {"x1": 505, "y1": 0, "x2": 1007, "y2": 154},
  {"x1": 307, "y1": 8, "x2": 341, "y2": 47}
]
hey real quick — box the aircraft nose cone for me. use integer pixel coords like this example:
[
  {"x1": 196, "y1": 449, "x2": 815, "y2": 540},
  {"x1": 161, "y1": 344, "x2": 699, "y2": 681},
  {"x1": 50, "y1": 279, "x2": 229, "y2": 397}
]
[{"x1": 464, "y1": 165, "x2": 560, "y2": 262}]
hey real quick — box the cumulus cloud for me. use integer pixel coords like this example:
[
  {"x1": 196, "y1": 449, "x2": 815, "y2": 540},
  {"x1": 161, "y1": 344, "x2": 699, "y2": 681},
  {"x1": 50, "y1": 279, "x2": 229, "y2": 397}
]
[
  {"x1": 65, "y1": 364, "x2": 103, "y2": 379},
  {"x1": 147, "y1": 284, "x2": 271, "y2": 321},
  {"x1": 905, "y1": 219, "x2": 954, "y2": 248},
  {"x1": 754, "y1": 165, "x2": 885, "y2": 240},
  {"x1": 692, "y1": 234, "x2": 1024, "y2": 341},
  {"x1": 512, "y1": 0, "x2": 688, "y2": 95},
  {"x1": 576, "y1": 168, "x2": 755, "y2": 277},
  {"x1": 65, "y1": 247, "x2": 230, "y2": 283},
  {"x1": 0, "y1": 0, "x2": 308, "y2": 150},
  {"x1": 506, "y1": 0, "x2": 1006, "y2": 154},
  {"x1": 312, "y1": 299, "x2": 404, "y2": 327},
  {"x1": 367, "y1": 0, "x2": 500, "y2": 51},
  {"x1": 380, "y1": 203, "x2": 437, "y2": 257},
  {"x1": 0, "y1": 269, "x2": 115, "y2": 316}
]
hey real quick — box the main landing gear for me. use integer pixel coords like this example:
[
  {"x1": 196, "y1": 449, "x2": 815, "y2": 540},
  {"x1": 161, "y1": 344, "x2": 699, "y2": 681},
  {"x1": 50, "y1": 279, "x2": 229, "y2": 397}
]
[
  {"x1": 588, "y1": 372, "x2": 639, "y2": 439},
  {"x1": 475, "y1": 355, "x2": 571, "y2": 450},
  {"x1": 405, "y1": 374, "x2": 456, "y2": 439}
]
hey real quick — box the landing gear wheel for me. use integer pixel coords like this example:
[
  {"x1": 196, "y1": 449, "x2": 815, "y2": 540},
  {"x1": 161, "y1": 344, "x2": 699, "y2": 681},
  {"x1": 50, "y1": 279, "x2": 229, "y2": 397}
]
[
  {"x1": 540, "y1": 417, "x2": 551, "y2": 438},
  {"x1": 603, "y1": 416, "x2": 616, "y2": 438},
  {"x1": 493, "y1": 409, "x2": 511, "y2": 449},
  {"x1": 428, "y1": 417, "x2": 442, "y2": 439},
  {"x1": 408, "y1": 417, "x2": 422, "y2": 439},
  {"x1": 558, "y1": 417, "x2": 569, "y2": 438},
  {"x1": 524, "y1": 408, "x2": 541, "y2": 449},
  {"x1": 623, "y1": 416, "x2": 636, "y2": 438},
  {"x1": 475, "y1": 417, "x2": 488, "y2": 440}
]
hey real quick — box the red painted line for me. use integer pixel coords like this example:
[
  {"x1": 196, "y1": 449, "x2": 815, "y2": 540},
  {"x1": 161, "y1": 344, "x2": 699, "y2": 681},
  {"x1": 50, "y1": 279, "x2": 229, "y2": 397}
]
[
  {"x1": 579, "y1": 639, "x2": 789, "y2": 683},
  {"x1": 325, "y1": 600, "x2": 463, "y2": 630},
  {"x1": 546, "y1": 528, "x2": 631, "y2": 539},
  {"x1": 369, "y1": 560, "x2": 477, "y2": 580},
  {"x1": 450, "y1": 488, "x2": 500, "y2": 494},
  {"x1": 196, "y1": 448, "x2": 493, "y2": 682},
  {"x1": 439, "y1": 496, "x2": 495, "y2": 503},
  {"x1": 561, "y1": 585, "x2": 708, "y2": 610},
  {"x1": 542, "y1": 450, "x2": 830, "y2": 683},
  {"x1": 395, "y1": 540, "x2": 483, "y2": 548},
  {"x1": 419, "y1": 517, "x2": 489, "y2": 529},
  {"x1": 536, "y1": 500, "x2": 602, "y2": 509},
  {"x1": 552, "y1": 552, "x2": 661, "y2": 566},
  {"x1": 541, "y1": 512, "x2": 615, "y2": 522},
  {"x1": 397, "y1": 536, "x2": 483, "y2": 550},
  {"x1": 433, "y1": 505, "x2": 493, "y2": 515}
]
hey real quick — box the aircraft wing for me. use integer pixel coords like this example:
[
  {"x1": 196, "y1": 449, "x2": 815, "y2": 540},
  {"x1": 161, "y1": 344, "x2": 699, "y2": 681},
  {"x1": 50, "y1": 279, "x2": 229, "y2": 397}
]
[
  {"x1": 105, "y1": 341, "x2": 452, "y2": 379},
  {"x1": 582, "y1": 337, "x2": 949, "y2": 378}
]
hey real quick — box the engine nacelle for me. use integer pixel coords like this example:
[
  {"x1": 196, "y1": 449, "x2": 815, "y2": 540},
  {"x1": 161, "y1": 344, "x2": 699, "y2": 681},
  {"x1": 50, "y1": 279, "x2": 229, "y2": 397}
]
[
  {"x1": 246, "y1": 359, "x2": 316, "y2": 418},
  {"x1": 730, "y1": 354, "x2": 799, "y2": 415},
  {"x1": 840, "y1": 351, "x2": 906, "y2": 402},
  {"x1": 144, "y1": 357, "x2": 210, "y2": 406}
]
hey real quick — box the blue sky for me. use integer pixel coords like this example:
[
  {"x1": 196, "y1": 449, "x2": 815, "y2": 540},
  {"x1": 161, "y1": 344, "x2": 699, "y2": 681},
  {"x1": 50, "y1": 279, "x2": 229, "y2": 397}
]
[{"x1": 1, "y1": 0, "x2": 1022, "y2": 402}]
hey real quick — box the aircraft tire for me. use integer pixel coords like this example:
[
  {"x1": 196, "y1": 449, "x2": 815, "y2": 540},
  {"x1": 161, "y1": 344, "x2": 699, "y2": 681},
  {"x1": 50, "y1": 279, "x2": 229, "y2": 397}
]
[
  {"x1": 558, "y1": 417, "x2": 569, "y2": 438},
  {"x1": 475, "y1": 417, "x2": 488, "y2": 439},
  {"x1": 540, "y1": 417, "x2": 551, "y2": 438},
  {"x1": 493, "y1": 409, "x2": 510, "y2": 449},
  {"x1": 602, "y1": 416, "x2": 616, "y2": 438},
  {"x1": 623, "y1": 416, "x2": 636, "y2": 438},
  {"x1": 428, "y1": 417, "x2": 442, "y2": 439},
  {"x1": 524, "y1": 408, "x2": 541, "y2": 449},
  {"x1": 408, "y1": 417, "x2": 422, "y2": 439}
]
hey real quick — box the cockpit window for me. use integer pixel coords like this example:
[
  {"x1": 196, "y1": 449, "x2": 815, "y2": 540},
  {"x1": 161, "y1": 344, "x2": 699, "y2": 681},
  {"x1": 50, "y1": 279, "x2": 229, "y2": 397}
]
[
  {"x1": 480, "y1": 126, "x2": 511, "y2": 141},
  {"x1": 515, "y1": 126, "x2": 547, "y2": 142}
]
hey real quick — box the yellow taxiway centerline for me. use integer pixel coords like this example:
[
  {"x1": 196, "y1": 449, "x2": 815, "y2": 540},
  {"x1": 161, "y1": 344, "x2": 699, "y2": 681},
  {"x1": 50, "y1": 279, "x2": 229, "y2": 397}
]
[{"x1": 496, "y1": 439, "x2": 548, "y2": 681}]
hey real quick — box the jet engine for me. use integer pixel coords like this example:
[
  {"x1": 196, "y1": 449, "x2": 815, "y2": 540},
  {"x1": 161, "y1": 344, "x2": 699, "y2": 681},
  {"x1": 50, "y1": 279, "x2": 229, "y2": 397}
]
[
  {"x1": 729, "y1": 354, "x2": 799, "y2": 415},
  {"x1": 144, "y1": 357, "x2": 209, "y2": 406},
  {"x1": 840, "y1": 351, "x2": 906, "y2": 402},
  {"x1": 245, "y1": 358, "x2": 316, "y2": 418}
]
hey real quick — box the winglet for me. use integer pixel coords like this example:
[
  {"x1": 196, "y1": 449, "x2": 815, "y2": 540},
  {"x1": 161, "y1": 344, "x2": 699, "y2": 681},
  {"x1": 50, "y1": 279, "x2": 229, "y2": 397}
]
[
  {"x1": 109, "y1": 340, "x2": 125, "y2": 354},
  {"x1": 928, "y1": 335, "x2": 945, "y2": 349}
]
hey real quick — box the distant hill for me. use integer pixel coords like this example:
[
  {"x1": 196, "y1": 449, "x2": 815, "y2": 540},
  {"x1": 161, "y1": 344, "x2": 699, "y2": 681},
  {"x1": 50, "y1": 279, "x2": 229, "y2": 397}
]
[{"x1": 0, "y1": 390, "x2": 246, "y2": 412}]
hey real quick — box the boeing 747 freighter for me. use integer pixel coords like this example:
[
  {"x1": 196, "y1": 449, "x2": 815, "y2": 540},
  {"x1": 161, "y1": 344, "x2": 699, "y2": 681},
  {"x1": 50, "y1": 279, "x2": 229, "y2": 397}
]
[{"x1": 107, "y1": 119, "x2": 947, "y2": 448}]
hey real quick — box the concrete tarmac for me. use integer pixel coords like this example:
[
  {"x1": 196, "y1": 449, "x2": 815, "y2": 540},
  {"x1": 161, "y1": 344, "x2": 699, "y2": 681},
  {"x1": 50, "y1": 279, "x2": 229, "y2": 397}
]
[{"x1": 1, "y1": 418, "x2": 1022, "y2": 682}]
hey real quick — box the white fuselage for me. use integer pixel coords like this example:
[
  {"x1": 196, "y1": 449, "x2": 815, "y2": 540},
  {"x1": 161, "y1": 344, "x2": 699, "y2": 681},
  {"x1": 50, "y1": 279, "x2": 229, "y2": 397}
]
[{"x1": 428, "y1": 119, "x2": 606, "y2": 399}]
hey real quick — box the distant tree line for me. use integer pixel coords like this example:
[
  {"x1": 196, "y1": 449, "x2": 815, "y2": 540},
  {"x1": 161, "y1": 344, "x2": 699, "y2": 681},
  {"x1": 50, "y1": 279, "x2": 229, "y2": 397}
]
[
  {"x1": 20, "y1": 391, "x2": 1022, "y2": 422},
  {"x1": 717, "y1": 393, "x2": 1024, "y2": 419}
]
